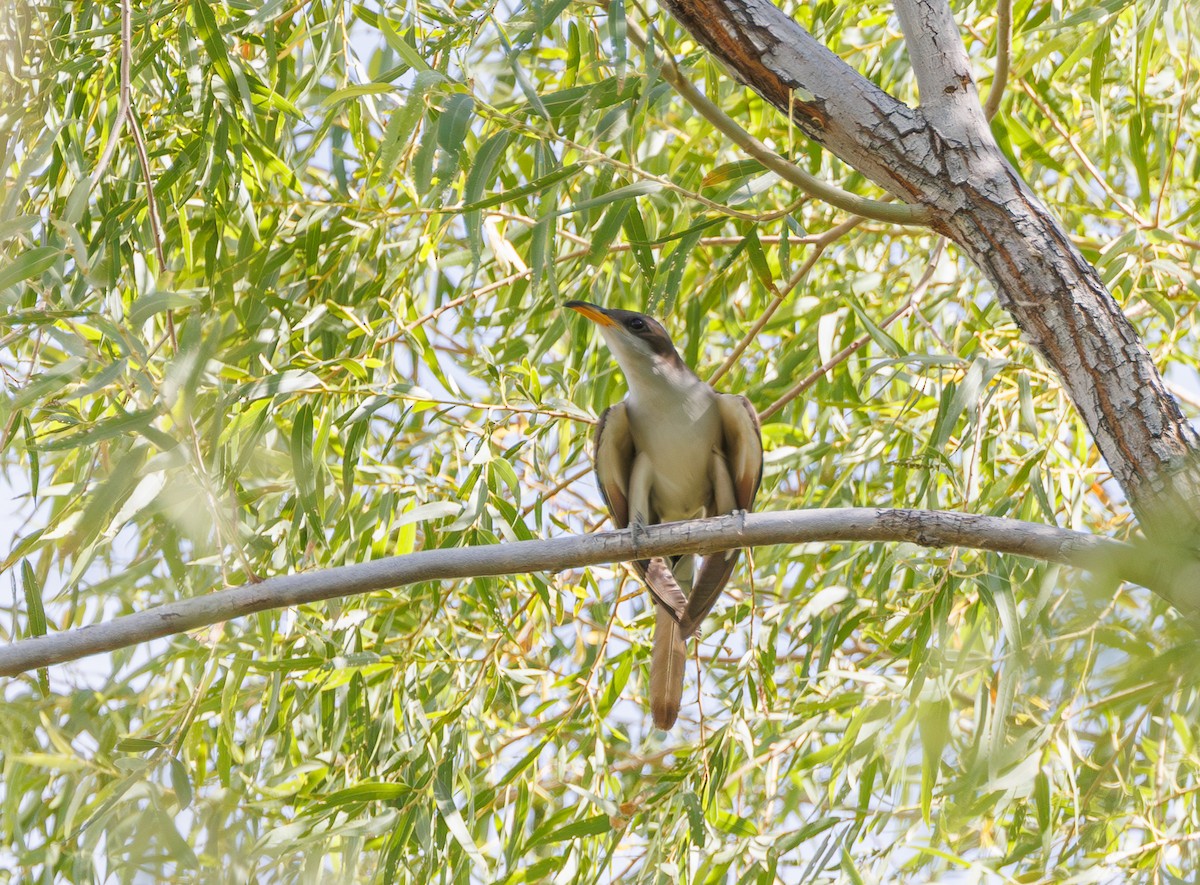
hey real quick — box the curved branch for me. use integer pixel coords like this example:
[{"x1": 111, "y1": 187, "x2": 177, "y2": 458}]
[
  {"x1": 2, "y1": 508, "x2": 1194, "y2": 677},
  {"x1": 661, "y1": 0, "x2": 932, "y2": 203},
  {"x1": 626, "y1": 19, "x2": 929, "y2": 225}
]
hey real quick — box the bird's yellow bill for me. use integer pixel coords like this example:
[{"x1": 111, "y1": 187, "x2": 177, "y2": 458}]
[{"x1": 564, "y1": 300, "x2": 616, "y2": 327}]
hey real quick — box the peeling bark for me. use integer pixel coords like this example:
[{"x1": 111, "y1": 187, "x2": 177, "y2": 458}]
[{"x1": 661, "y1": 0, "x2": 1200, "y2": 532}]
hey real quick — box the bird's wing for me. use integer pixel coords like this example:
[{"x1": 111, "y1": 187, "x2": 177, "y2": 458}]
[
  {"x1": 594, "y1": 403, "x2": 634, "y2": 530},
  {"x1": 717, "y1": 394, "x2": 763, "y2": 511},
  {"x1": 595, "y1": 403, "x2": 688, "y2": 619},
  {"x1": 680, "y1": 394, "x2": 763, "y2": 634}
]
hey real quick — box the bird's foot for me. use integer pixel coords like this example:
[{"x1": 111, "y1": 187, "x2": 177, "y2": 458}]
[
  {"x1": 724, "y1": 509, "x2": 749, "y2": 559},
  {"x1": 630, "y1": 514, "x2": 649, "y2": 556}
]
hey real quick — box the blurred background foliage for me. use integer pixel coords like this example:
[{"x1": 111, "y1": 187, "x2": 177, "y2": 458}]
[{"x1": 2, "y1": 0, "x2": 1200, "y2": 881}]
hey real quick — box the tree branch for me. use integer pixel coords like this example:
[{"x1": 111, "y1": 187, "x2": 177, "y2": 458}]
[
  {"x1": 2, "y1": 508, "x2": 1194, "y2": 677},
  {"x1": 625, "y1": 18, "x2": 929, "y2": 225},
  {"x1": 893, "y1": 0, "x2": 989, "y2": 134},
  {"x1": 659, "y1": 0, "x2": 1200, "y2": 527},
  {"x1": 661, "y1": 0, "x2": 931, "y2": 204},
  {"x1": 983, "y1": 0, "x2": 1012, "y2": 120}
]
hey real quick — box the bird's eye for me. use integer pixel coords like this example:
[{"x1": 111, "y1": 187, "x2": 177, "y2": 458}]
[{"x1": 628, "y1": 318, "x2": 647, "y2": 332}]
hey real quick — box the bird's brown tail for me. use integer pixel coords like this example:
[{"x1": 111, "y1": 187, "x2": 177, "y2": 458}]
[
  {"x1": 640, "y1": 557, "x2": 688, "y2": 621},
  {"x1": 679, "y1": 549, "x2": 742, "y2": 636},
  {"x1": 650, "y1": 603, "x2": 687, "y2": 729}
]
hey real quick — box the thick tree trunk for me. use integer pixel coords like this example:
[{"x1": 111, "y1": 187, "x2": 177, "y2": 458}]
[{"x1": 661, "y1": 0, "x2": 1200, "y2": 533}]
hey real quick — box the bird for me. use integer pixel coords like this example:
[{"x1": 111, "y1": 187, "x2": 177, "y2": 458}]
[{"x1": 566, "y1": 300, "x2": 763, "y2": 729}]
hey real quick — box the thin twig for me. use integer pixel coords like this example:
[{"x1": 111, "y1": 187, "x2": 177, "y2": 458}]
[
  {"x1": 472, "y1": 105, "x2": 800, "y2": 224},
  {"x1": 89, "y1": 0, "x2": 132, "y2": 188},
  {"x1": 521, "y1": 465, "x2": 594, "y2": 517},
  {"x1": 102, "y1": 0, "x2": 165, "y2": 265},
  {"x1": 709, "y1": 216, "x2": 863, "y2": 384},
  {"x1": 480, "y1": 208, "x2": 845, "y2": 249},
  {"x1": 1153, "y1": 10, "x2": 1192, "y2": 228},
  {"x1": 758, "y1": 239, "x2": 944, "y2": 421},
  {"x1": 394, "y1": 247, "x2": 589, "y2": 336},
  {"x1": 90, "y1": 0, "x2": 173, "y2": 341},
  {"x1": 398, "y1": 221, "x2": 858, "y2": 343},
  {"x1": 983, "y1": 0, "x2": 1012, "y2": 120},
  {"x1": 128, "y1": 108, "x2": 165, "y2": 269},
  {"x1": 1017, "y1": 82, "x2": 1148, "y2": 225}
]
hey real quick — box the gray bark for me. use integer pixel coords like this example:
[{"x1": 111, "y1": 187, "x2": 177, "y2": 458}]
[
  {"x1": 1, "y1": 508, "x2": 1194, "y2": 677},
  {"x1": 660, "y1": 0, "x2": 1200, "y2": 531}
]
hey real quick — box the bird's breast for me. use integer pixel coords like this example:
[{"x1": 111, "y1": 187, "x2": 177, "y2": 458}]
[{"x1": 627, "y1": 387, "x2": 721, "y2": 523}]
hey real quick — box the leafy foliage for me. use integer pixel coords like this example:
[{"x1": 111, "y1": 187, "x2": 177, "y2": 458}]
[{"x1": 2, "y1": 0, "x2": 1200, "y2": 881}]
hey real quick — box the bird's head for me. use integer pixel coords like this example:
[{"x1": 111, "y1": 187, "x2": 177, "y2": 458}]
[{"x1": 564, "y1": 301, "x2": 687, "y2": 386}]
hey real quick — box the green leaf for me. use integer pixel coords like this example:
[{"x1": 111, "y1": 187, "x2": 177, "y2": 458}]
[
  {"x1": 462, "y1": 131, "x2": 514, "y2": 260},
  {"x1": 458, "y1": 162, "x2": 585, "y2": 212},
  {"x1": 41, "y1": 409, "x2": 159, "y2": 452},
  {"x1": 380, "y1": 17, "x2": 441, "y2": 77},
  {"x1": 608, "y1": 0, "x2": 627, "y2": 81},
  {"x1": 918, "y1": 697, "x2": 950, "y2": 823},
  {"x1": 376, "y1": 75, "x2": 442, "y2": 179},
  {"x1": 292, "y1": 403, "x2": 319, "y2": 522},
  {"x1": 412, "y1": 115, "x2": 438, "y2": 196},
  {"x1": 846, "y1": 298, "x2": 904, "y2": 358},
  {"x1": 190, "y1": 0, "x2": 251, "y2": 116},
  {"x1": 702, "y1": 159, "x2": 767, "y2": 188},
  {"x1": 20, "y1": 558, "x2": 49, "y2": 693},
  {"x1": 21, "y1": 415, "x2": 38, "y2": 499},
  {"x1": 234, "y1": 370, "x2": 323, "y2": 404},
  {"x1": 586, "y1": 200, "x2": 632, "y2": 267},
  {"x1": 169, "y1": 758, "x2": 193, "y2": 810},
  {"x1": 115, "y1": 738, "x2": 163, "y2": 753},
  {"x1": 129, "y1": 291, "x2": 200, "y2": 325},
  {"x1": 320, "y1": 782, "x2": 411, "y2": 805},
  {"x1": 436, "y1": 93, "x2": 475, "y2": 181},
  {"x1": 649, "y1": 220, "x2": 711, "y2": 314},
  {"x1": 0, "y1": 246, "x2": 60, "y2": 292},
  {"x1": 434, "y1": 767, "x2": 491, "y2": 874},
  {"x1": 559, "y1": 181, "x2": 660, "y2": 218},
  {"x1": 0, "y1": 215, "x2": 39, "y2": 244},
  {"x1": 322, "y1": 83, "x2": 397, "y2": 106},
  {"x1": 622, "y1": 204, "x2": 655, "y2": 281},
  {"x1": 680, "y1": 792, "x2": 706, "y2": 847},
  {"x1": 395, "y1": 501, "x2": 461, "y2": 526},
  {"x1": 744, "y1": 227, "x2": 776, "y2": 292},
  {"x1": 437, "y1": 94, "x2": 474, "y2": 153},
  {"x1": 1034, "y1": 768, "x2": 1051, "y2": 831},
  {"x1": 536, "y1": 813, "x2": 611, "y2": 845},
  {"x1": 597, "y1": 651, "x2": 632, "y2": 716}
]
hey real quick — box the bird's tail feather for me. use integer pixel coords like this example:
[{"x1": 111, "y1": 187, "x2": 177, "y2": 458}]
[
  {"x1": 679, "y1": 550, "x2": 741, "y2": 636},
  {"x1": 650, "y1": 604, "x2": 687, "y2": 729},
  {"x1": 641, "y1": 557, "x2": 687, "y2": 620}
]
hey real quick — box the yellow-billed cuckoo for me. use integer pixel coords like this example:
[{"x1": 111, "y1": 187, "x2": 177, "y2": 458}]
[{"x1": 566, "y1": 301, "x2": 763, "y2": 729}]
